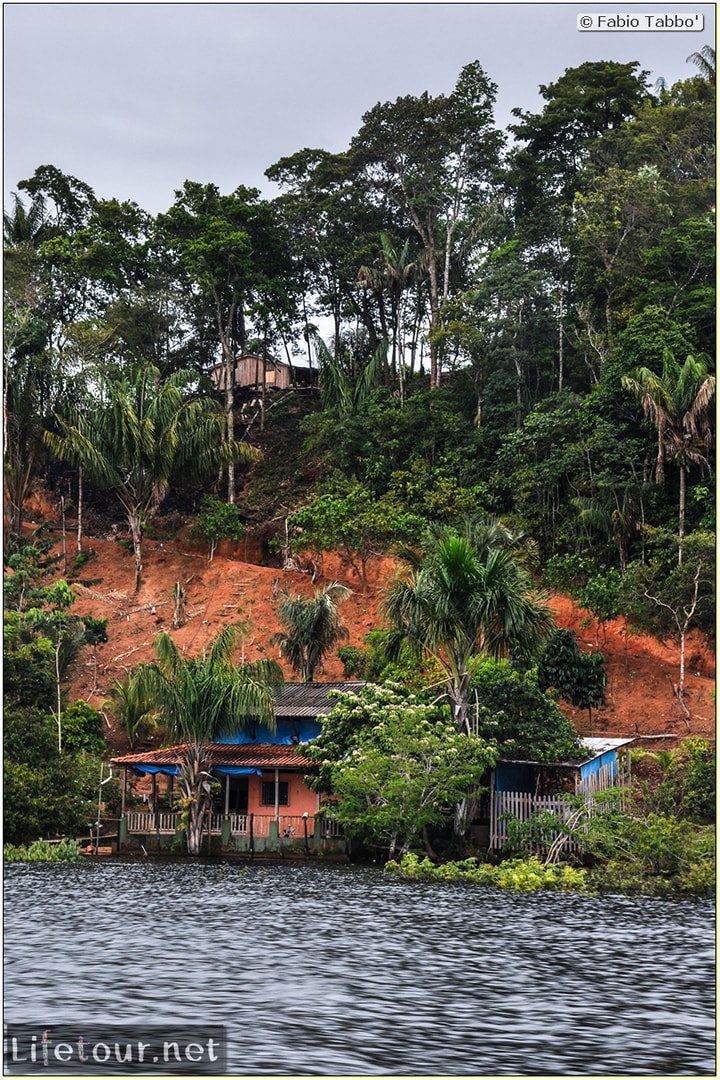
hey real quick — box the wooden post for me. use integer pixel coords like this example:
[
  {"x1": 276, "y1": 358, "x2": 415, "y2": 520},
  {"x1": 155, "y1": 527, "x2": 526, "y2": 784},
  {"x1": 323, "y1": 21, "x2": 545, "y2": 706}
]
[
  {"x1": 274, "y1": 768, "x2": 280, "y2": 824},
  {"x1": 121, "y1": 769, "x2": 127, "y2": 816},
  {"x1": 152, "y1": 774, "x2": 159, "y2": 836},
  {"x1": 249, "y1": 813, "x2": 254, "y2": 857},
  {"x1": 224, "y1": 775, "x2": 230, "y2": 817},
  {"x1": 172, "y1": 582, "x2": 186, "y2": 629}
]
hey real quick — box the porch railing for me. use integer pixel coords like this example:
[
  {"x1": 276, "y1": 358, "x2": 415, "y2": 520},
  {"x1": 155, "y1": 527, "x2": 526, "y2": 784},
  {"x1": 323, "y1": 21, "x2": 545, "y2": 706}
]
[{"x1": 123, "y1": 811, "x2": 339, "y2": 839}]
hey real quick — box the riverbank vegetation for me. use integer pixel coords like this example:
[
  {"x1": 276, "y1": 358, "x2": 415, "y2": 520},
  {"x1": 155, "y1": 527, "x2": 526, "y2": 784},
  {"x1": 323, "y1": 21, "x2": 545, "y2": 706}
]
[
  {"x1": 4, "y1": 838, "x2": 83, "y2": 862},
  {"x1": 386, "y1": 810, "x2": 715, "y2": 897},
  {"x1": 3, "y1": 51, "x2": 714, "y2": 871},
  {"x1": 392, "y1": 736, "x2": 716, "y2": 897},
  {"x1": 313, "y1": 688, "x2": 715, "y2": 896}
]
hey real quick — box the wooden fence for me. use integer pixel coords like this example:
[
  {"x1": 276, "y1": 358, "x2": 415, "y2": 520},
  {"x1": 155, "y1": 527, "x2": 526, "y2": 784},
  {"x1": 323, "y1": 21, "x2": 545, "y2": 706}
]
[{"x1": 490, "y1": 791, "x2": 615, "y2": 852}]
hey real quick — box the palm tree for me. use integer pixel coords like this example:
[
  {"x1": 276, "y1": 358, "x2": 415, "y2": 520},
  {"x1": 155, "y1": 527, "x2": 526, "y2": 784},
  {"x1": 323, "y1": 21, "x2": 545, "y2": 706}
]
[
  {"x1": 383, "y1": 517, "x2": 554, "y2": 736},
  {"x1": 622, "y1": 352, "x2": 715, "y2": 560},
  {"x1": 687, "y1": 45, "x2": 716, "y2": 81},
  {"x1": 380, "y1": 233, "x2": 419, "y2": 406},
  {"x1": 572, "y1": 482, "x2": 648, "y2": 574},
  {"x1": 3, "y1": 191, "x2": 52, "y2": 248},
  {"x1": 135, "y1": 622, "x2": 283, "y2": 855},
  {"x1": 358, "y1": 234, "x2": 419, "y2": 402},
  {"x1": 44, "y1": 361, "x2": 258, "y2": 591},
  {"x1": 108, "y1": 672, "x2": 158, "y2": 751},
  {"x1": 314, "y1": 335, "x2": 386, "y2": 420},
  {"x1": 271, "y1": 582, "x2": 351, "y2": 681}
]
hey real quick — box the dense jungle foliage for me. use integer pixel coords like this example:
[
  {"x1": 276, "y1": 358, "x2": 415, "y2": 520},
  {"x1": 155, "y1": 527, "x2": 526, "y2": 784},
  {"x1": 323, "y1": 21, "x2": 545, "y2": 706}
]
[{"x1": 4, "y1": 53, "x2": 715, "y2": 882}]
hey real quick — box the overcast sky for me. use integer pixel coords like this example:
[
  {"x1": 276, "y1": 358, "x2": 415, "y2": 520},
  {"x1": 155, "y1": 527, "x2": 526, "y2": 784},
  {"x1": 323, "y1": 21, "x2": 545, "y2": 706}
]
[{"x1": 4, "y1": 2, "x2": 716, "y2": 215}]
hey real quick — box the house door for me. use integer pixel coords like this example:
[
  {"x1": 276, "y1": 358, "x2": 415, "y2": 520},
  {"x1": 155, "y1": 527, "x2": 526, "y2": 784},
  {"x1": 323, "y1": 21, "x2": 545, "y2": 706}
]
[{"x1": 227, "y1": 777, "x2": 249, "y2": 814}]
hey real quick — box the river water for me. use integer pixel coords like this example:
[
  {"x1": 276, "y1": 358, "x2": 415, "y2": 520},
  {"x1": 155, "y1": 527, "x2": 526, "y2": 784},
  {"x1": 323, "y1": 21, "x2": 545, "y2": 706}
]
[{"x1": 3, "y1": 860, "x2": 715, "y2": 1076}]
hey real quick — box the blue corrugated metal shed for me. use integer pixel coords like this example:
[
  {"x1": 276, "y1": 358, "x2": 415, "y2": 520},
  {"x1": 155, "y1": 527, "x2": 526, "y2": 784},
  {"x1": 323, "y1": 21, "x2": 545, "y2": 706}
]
[{"x1": 495, "y1": 737, "x2": 634, "y2": 794}]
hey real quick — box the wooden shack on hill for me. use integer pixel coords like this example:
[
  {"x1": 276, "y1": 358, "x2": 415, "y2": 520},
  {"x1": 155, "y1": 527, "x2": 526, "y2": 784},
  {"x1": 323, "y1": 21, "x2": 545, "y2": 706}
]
[{"x1": 209, "y1": 354, "x2": 316, "y2": 394}]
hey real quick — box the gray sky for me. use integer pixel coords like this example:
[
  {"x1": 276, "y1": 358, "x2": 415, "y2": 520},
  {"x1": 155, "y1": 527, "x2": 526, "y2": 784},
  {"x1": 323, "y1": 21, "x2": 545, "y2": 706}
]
[{"x1": 4, "y1": 2, "x2": 716, "y2": 215}]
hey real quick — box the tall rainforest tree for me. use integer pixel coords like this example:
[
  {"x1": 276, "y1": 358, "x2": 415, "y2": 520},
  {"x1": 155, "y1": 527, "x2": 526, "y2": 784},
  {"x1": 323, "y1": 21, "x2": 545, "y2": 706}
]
[
  {"x1": 156, "y1": 181, "x2": 295, "y2": 502},
  {"x1": 135, "y1": 622, "x2": 283, "y2": 855},
  {"x1": 622, "y1": 353, "x2": 715, "y2": 558},
  {"x1": 4, "y1": 189, "x2": 54, "y2": 542},
  {"x1": 44, "y1": 362, "x2": 257, "y2": 592},
  {"x1": 357, "y1": 233, "x2": 420, "y2": 401},
  {"x1": 383, "y1": 517, "x2": 554, "y2": 736},
  {"x1": 266, "y1": 148, "x2": 393, "y2": 362},
  {"x1": 350, "y1": 61, "x2": 503, "y2": 388},
  {"x1": 271, "y1": 582, "x2": 351, "y2": 682},
  {"x1": 506, "y1": 61, "x2": 652, "y2": 374}
]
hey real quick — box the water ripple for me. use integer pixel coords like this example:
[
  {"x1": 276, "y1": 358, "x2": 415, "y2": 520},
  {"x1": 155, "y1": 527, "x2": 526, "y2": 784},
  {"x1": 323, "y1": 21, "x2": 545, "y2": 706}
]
[{"x1": 4, "y1": 861, "x2": 715, "y2": 1075}]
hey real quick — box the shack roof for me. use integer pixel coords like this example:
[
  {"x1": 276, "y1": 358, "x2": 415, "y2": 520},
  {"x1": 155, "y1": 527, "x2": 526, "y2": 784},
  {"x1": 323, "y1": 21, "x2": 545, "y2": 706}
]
[
  {"x1": 273, "y1": 682, "x2": 366, "y2": 718},
  {"x1": 499, "y1": 737, "x2": 635, "y2": 770}
]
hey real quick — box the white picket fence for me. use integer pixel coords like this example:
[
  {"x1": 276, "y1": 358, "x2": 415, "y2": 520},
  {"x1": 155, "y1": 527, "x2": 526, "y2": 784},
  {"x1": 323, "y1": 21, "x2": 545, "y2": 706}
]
[{"x1": 490, "y1": 791, "x2": 611, "y2": 852}]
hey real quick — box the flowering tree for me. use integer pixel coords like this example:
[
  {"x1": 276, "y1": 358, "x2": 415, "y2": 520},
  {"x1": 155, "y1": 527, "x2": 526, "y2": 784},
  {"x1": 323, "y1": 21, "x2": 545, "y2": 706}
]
[{"x1": 303, "y1": 684, "x2": 497, "y2": 858}]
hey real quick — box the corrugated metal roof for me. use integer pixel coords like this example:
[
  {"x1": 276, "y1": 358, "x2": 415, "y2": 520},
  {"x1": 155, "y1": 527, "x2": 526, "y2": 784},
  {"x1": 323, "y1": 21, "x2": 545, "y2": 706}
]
[
  {"x1": 499, "y1": 736, "x2": 635, "y2": 769},
  {"x1": 581, "y1": 737, "x2": 635, "y2": 755},
  {"x1": 273, "y1": 682, "x2": 366, "y2": 717},
  {"x1": 112, "y1": 743, "x2": 314, "y2": 770}
]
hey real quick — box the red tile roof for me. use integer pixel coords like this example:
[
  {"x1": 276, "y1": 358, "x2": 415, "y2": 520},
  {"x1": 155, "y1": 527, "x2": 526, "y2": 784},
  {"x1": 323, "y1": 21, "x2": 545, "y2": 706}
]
[{"x1": 112, "y1": 743, "x2": 314, "y2": 770}]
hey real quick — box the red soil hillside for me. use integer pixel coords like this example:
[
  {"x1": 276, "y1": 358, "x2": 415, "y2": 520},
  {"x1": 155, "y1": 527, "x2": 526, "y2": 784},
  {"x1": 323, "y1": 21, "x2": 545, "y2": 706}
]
[{"x1": 47, "y1": 529, "x2": 715, "y2": 757}]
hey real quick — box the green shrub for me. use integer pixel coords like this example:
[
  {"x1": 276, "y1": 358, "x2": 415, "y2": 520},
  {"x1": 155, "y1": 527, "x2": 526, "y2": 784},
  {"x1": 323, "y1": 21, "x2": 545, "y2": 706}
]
[
  {"x1": 3, "y1": 752, "x2": 117, "y2": 846},
  {"x1": 583, "y1": 812, "x2": 715, "y2": 895},
  {"x1": 61, "y1": 700, "x2": 106, "y2": 755},
  {"x1": 648, "y1": 737, "x2": 716, "y2": 824},
  {"x1": 4, "y1": 837, "x2": 83, "y2": 862},
  {"x1": 190, "y1": 495, "x2": 245, "y2": 560},
  {"x1": 385, "y1": 852, "x2": 591, "y2": 893},
  {"x1": 471, "y1": 673, "x2": 584, "y2": 762}
]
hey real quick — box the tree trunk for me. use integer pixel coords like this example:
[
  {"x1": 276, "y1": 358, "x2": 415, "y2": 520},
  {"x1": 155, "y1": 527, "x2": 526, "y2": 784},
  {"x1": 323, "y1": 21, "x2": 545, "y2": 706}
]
[
  {"x1": 224, "y1": 348, "x2": 235, "y2": 504},
  {"x1": 214, "y1": 290, "x2": 238, "y2": 504},
  {"x1": 449, "y1": 673, "x2": 471, "y2": 735},
  {"x1": 454, "y1": 796, "x2": 474, "y2": 837},
  {"x1": 558, "y1": 281, "x2": 564, "y2": 392},
  {"x1": 177, "y1": 743, "x2": 215, "y2": 856},
  {"x1": 449, "y1": 671, "x2": 473, "y2": 835},
  {"x1": 512, "y1": 346, "x2": 523, "y2": 429},
  {"x1": 427, "y1": 255, "x2": 441, "y2": 390},
  {"x1": 60, "y1": 494, "x2": 67, "y2": 575},
  {"x1": 128, "y1": 510, "x2": 143, "y2": 593},
  {"x1": 422, "y1": 825, "x2": 438, "y2": 860},
  {"x1": 172, "y1": 581, "x2": 186, "y2": 629},
  {"x1": 186, "y1": 800, "x2": 206, "y2": 857},
  {"x1": 678, "y1": 465, "x2": 686, "y2": 565},
  {"x1": 76, "y1": 465, "x2": 83, "y2": 553},
  {"x1": 396, "y1": 303, "x2": 405, "y2": 409}
]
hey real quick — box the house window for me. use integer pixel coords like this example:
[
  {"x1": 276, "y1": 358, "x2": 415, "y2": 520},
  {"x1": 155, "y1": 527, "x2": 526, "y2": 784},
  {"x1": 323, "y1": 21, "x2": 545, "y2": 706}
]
[{"x1": 261, "y1": 781, "x2": 289, "y2": 806}]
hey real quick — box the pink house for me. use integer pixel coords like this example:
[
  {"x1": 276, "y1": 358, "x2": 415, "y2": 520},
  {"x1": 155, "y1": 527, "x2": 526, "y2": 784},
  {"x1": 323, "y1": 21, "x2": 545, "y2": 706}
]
[{"x1": 111, "y1": 683, "x2": 363, "y2": 854}]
